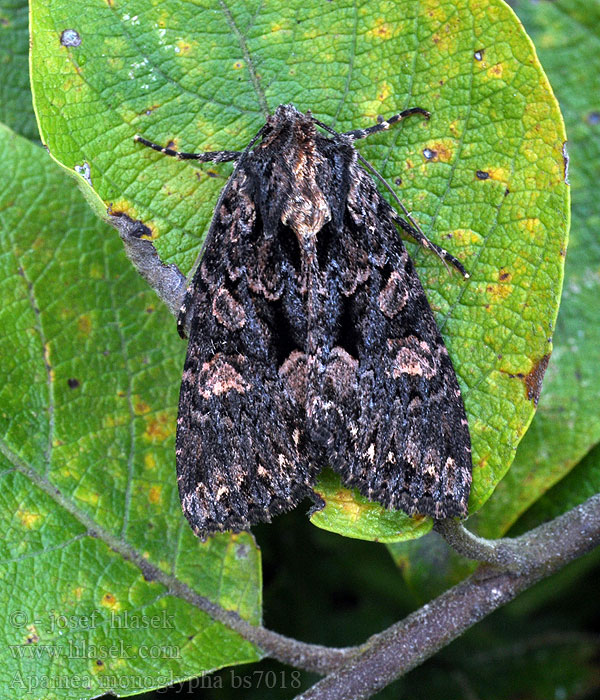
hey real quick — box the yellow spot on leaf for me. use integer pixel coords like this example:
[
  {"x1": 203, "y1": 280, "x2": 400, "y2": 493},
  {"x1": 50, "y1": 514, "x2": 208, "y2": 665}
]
[
  {"x1": 76, "y1": 487, "x2": 99, "y2": 507},
  {"x1": 423, "y1": 0, "x2": 447, "y2": 23},
  {"x1": 176, "y1": 40, "x2": 192, "y2": 55},
  {"x1": 377, "y1": 81, "x2": 392, "y2": 103},
  {"x1": 486, "y1": 166, "x2": 510, "y2": 184},
  {"x1": 448, "y1": 119, "x2": 460, "y2": 137},
  {"x1": 522, "y1": 218, "x2": 541, "y2": 237},
  {"x1": 144, "y1": 453, "x2": 156, "y2": 470},
  {"x1": 423, "y1": 141, "x2": 453, "y2": 163},
  {"x1": 101, "y1": 592, "x2": 120, "y2": 611},
  {"x1": 148, "y1": 486, "x2": 162, "y2": 504},
  {"x1": 233, "y1": 60, "x2": 244, "y2": 70},
  {"x1": 143, "y1": 412, "x2": 173, "y2": 442},
  {"x1": 448, "y1": 229, "x2": 481, "y2": 246},
  {"x1": 134, "y1": 399, "x2": 151, "y2": 415},
  {"x1": 486, "y1": 281, "x2": 513, "y2": 300},
  {"x1": 17, "y1": 509, "x2": 41, "y2": 529},
  {"x1": 367, "y1": 18, "x2": 392, "y2": 40},
  {"x1": 73, "y1": 587, "x2": 84, "y2": 600},
  {"x1": 487, "y1": 63, "x2": 503, "y2": 79},
  {"x1": 89, "y1": 264, "x2": 103, "y2": 279},
  {"x1": 333, "y1": 489, "x2": 363, "y2": 522},
  {"x1": 78, "y1": 314, "x2": 92, "y2": 335}
]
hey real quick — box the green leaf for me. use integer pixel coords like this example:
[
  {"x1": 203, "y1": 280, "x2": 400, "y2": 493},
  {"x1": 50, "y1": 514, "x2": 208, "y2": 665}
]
[
  {"x1": 30, "y1": 0, "x2": 568, "y2": 541},
  {"x1": 469, "y1": 0, "x2": 600, "y2": 538},
  {"x1": 0, "y1": 0, "x2": 38, "y2": 141},
  {"x1": 0, "y1": 123, "x2": 261, "y2": 699}
]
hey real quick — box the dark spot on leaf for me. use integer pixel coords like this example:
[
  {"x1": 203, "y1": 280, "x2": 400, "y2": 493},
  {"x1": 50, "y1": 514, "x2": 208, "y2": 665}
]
[
  {"x1": 67, "y1": 378, "x2": 80, "y2": 389},
  {"x1": 524, "y1": 354, "x2": 551, "y2": 406},
  {"x1": 476, "y1": 170, "x2": 490, "y2": 180},
  {"x1": 207, "y1": 170, "x2": 219, "y2": 178},
  {"x1": 377, "y1": 115, "x2": 384, "y2": 124},
  {"x1": 474, "y1": 49, "x2": 484, "y2": 61},
  {"x1": 504, "y1": 188, "x2": 510, "y2": 197},
  {"x1": 95, "y1": 659, "x2": 104, "y2": 667},
  {"x1": 0, "y1": 17, "x2": 9, "y2": 27},
  {"x1": 394, "y1": 177, "x2": 402, "y2": 186},
  {"x1": 236, "y1": 543, "x2": 250, "y2": 559},
  {"x1": 60, "y1": 29, "x2": 81, "y2": 47},
  {"x1": 146, "y1": 306, "x2": 154, "y2": 313},
  {"x1": 586, "y1": 111, "x2": 600, "y2": 125},
  {"x1": 499, "y1": 268, "x2": 511, "y2": 281},
  {"x1": 423, "y1": 148, "x2": 436, "y2": 160},
  {"x1": 166, "y1": 140, "x2": 175, "y2": 150}
]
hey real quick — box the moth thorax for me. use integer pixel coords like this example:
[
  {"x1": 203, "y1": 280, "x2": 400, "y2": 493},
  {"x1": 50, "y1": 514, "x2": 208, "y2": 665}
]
[{"x1": 281, "y1": 148, "x2": 331, "y2": 240}]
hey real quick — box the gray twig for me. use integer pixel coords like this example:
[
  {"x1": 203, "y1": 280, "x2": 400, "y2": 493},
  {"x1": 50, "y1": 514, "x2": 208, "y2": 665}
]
[
  {"x1": 295, "y1": 494, "x2": 600, "y2": 700},
  {"x1": 108, "y1": 212, "x2": 187, "y2": 318}
]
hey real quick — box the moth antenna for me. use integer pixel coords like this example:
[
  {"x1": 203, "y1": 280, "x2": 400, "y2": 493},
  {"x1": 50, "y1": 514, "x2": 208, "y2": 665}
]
[
  {"x1": 311, "y1": 111, "x2": 467, "y2": 278},
  {"x1": 134, "y1": 134, "x2": 242, "y2": 163},
  {"x1": 356, "y1": 152, "x2": 470, "y2": 279}
]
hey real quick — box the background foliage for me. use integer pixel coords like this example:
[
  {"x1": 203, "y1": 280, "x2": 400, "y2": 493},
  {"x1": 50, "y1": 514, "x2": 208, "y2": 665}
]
[{"x1": 0, "y1": 0, "x2": 598, "y2": 698}]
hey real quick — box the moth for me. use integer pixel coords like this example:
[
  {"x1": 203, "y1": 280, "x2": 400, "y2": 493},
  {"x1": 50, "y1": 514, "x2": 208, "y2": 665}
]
[{"x1": 135, "y1": 104, "x2": 472, "y2": 537}]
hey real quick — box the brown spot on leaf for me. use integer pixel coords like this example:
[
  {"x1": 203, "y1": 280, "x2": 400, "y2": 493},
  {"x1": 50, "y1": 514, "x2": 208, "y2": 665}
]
[
  {"x1": 143, "y1": 412, "x2": 172, "y2": 441},
  {"x1": 101, "y1": 592, "x2": 118, "y2": 609},
  {"x1": 422, "y1": 142, "x2": 452, "y2": 163},
  {"x1": 524, "y1": 353, "x2": 551, "y2": 406},
  {"x1": 134, "y1": 399, "x2": 151, "y2": 415},
  {"x1": 78, "y1": 314, "x2": 92, "y2": 335},
  {"x1": 148, "y1": 486, "x2": 162, "y2": 504}
]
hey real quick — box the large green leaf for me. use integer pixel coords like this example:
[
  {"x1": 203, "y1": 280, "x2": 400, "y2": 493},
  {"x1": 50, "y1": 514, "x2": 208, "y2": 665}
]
[
  {"x1": 470, "y1": 0, "x2": 600, "y2": 538},
  {"x1": 0, "y1": 123, "x2": 261, "y2": 699},
  {"x1": 30, "y1": 0, "x2": 568, "y2": 542},
  {"x1": 0, "y1": 0, "x2": 38, "y2": 140}
]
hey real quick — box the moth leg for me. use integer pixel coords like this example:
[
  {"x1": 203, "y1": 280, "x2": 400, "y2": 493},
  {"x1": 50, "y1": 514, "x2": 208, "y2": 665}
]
[
  {"x1": 343, "y1": 107, "x2": 430, "y2": 142},
  {"x1": 134, "y1": 134, "x2": 241, "y2": 163},
  {"x1": 389, "y1": 207, "x2": 469, "y2": 278}
]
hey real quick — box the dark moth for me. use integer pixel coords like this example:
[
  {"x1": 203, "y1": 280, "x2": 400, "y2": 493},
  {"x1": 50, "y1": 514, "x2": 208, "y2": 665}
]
[{"x1": 135, "y1": 104, "x2": 472, "y2": 537}]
